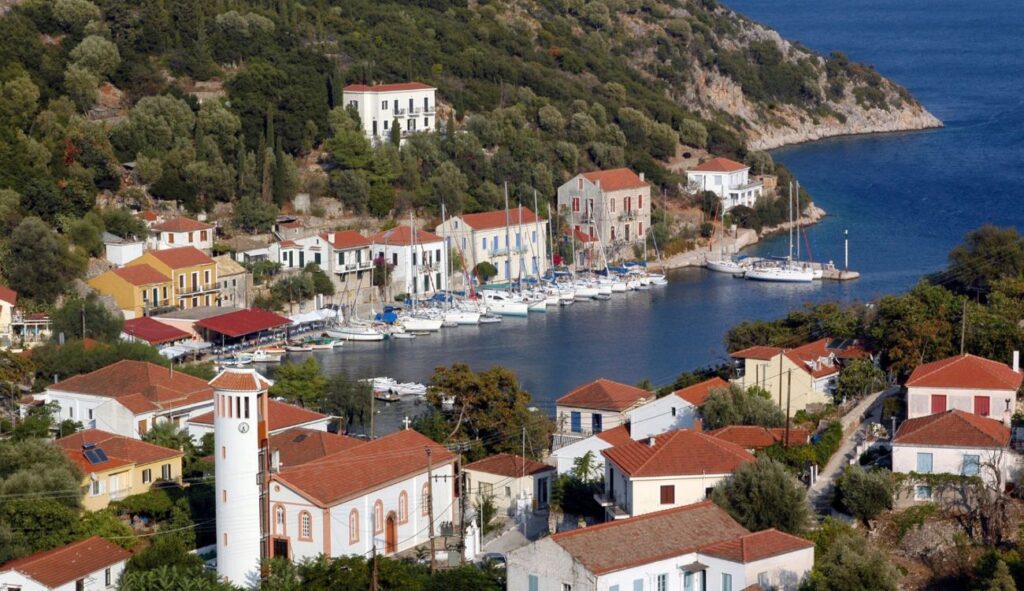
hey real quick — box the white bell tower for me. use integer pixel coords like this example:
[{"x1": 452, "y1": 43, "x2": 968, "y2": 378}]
[{"x1": 213, "y1": 368, "x2": 272, "y2": 587}]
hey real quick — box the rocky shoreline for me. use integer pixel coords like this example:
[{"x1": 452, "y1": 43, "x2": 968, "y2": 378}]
[{"x1": 746, "y1": 104, "x2": 943, "y2": 151}]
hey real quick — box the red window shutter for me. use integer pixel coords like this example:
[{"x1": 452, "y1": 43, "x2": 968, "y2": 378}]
[
  {"x1": 931, "y1": 394, "x2": 947, "y2": 414},
  {"x1": 660, "y1": 485, "x2": 675, "y2": 505},
  {"x1": 975, "y1": 396, "x2": 990, "y2": 417}
]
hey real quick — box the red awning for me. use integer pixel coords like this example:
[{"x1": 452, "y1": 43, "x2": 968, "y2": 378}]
[
  {"x1": 122, "y1": 317, "x2": 190, "y2": 345},
  {"x1": 195, "y1": 308, "x2": 291, "y2": 338}
]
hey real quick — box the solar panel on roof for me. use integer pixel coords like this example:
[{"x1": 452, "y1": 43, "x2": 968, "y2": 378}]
[{"x1": 84, "y1": 448, "x2": 109, "y2": 464}]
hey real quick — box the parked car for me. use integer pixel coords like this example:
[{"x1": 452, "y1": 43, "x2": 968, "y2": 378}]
[{"x1": 480, "y1": 552, "x2": 507, "y2": 569}]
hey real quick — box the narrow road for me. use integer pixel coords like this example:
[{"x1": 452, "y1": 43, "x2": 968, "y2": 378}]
[{"x1": 808, "y1": 386, "x2": 898, "y2": 514}]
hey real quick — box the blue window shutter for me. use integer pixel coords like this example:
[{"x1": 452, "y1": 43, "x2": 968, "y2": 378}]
[
  {"x1": 528, "y1": 575, "x2": 539, "y2": 591},
  {"x1": 571, "y1": 412, "x2": 581, "y2": 433},
  {"x1": 917, "y1": 452, "x2": 933, "y2": 474}
]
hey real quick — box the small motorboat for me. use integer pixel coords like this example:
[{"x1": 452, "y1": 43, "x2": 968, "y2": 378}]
[
  {"x1": 391, "y1": 382, "x2": 427, "y2": 397},
  {"x1": 304, "y1": 337, "x2": 337, "y2": 350},
  {"x1": 252, "y1": 347, "x2": 285, "y2": 363},
  {"x1": 391, "y1": 332, "x2": 416, "y2": 339},
  {"x1": 285, "y1": 342, "x2": 313, "y2": 352},
  {"x1": 219, "y1": 353, "x2": 253, "y2": 367},
  {"x1": 326, "y1": 325, "x2": 386, "y2": 342},
  {"x1": 706, "y1": 256, "x2": 747, "y2": 275},
  {"x1": 479, "y1": 314, "x2": 503, "y2": 324},
  {"x1": 374, "y1": 391, "x2": 400, "y2": 403}
]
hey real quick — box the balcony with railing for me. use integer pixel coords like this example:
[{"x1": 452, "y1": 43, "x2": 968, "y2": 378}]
[
  {"x1": 551, "y1": 427, "x2": 597, "y2": 450},
  {"x1": 109, "y1": 487, "x2": 132, "y2": 502},
  {"x1": 618, "y1": 210, "x2": 639, "y2": 222},
  {"x1": 592, "y1": 492, "x2": 630, "y2": 520}
]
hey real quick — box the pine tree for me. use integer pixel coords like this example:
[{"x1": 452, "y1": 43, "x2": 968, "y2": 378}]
[
  {"x1": 988, "y1": 560, "x2": 1016, "y2": 591},
  {"x1": 260, "y1": 147, "x2": 274, "y2": 204}
]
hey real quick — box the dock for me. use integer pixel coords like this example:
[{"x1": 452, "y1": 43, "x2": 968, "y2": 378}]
[{"x1": 821, "y1": 268, "x2": 860, "y2": 281}]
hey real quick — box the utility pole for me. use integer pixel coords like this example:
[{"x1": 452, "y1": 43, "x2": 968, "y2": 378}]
[
  {"x1": 369, "y1": 388, "x2": 375, "y2": 439},
  {"x1": 960, "y1": 299, "x2": 967, "y2": 355},
  {"x1": 426, "y1": 446, "x2": 436, "y2": 573},
  {"x1": 369, "y1": 545, "x2": 379, "y2": 591},
  {"x1": 80, "y1": 305, "x2": 86, "y2": 339},
  {"x1": 455, "y1": 447, "x2": 466, "y2": 565},
  {"x1": 785, "y1": 369, "x2": 792, "y2": 448}
]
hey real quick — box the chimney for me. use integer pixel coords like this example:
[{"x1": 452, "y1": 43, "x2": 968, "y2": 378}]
[
  {"x1": 271, "y1": 449, "x2": 281, "y2": 473},
  {"x1": 328, "y1": 232, "x2": 335, "y2": 243},
  {"x1": 639, "y1": 172, "x2": 645, "y2": 182},
  {"x1": 693, "y1": 418, "x2": 703, "y2": 433},
  {"x1": 1014, "y1": 351, "x2": 1020, "y2": 373}
]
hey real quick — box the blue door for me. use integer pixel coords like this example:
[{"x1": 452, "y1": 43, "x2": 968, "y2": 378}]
[
  {"x1": 592, "y1": 413, "x2": 603, "y2": 433},
  {"x1": 570, "y1": 411, "x2": 581, "y2": 433}
]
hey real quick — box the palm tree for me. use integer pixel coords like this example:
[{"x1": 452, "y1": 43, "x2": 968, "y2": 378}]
[{"x1": 142, "y1": 422, "x2": 196, "y2": 477}]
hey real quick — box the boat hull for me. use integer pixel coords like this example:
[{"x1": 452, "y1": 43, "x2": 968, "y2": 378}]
[{"x1": 745, "y1": 267, "x2": 815, "y2": 283}]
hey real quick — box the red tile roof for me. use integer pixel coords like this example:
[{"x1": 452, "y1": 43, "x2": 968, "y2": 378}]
[
  {"x1": 602, "y1": 429, "x2": 754, "y2": 477},
  {"x1": 731, "y1": 345, "x2": 783, "y2": 360},
  {"x1": 0, "y1": 285, "x2": 16, "y2": 305},
  {"x1": 580, "y1": 168, "x2": 649, "y2": 192},
  {"x1": 56, "y1": 429, "x2": 182, "y2": 473},
  {"x1": 709, "y1": 426, "x2": 811, "y2": 450},
  {"x1": 464, "y1": 453, "x2": 555, "y2": 478},
  {"x1": 279, "y1": 239, "x2": 298, "y2": 248},
  {"x1": 595, "y1": 424, "x2": 633, "y2": 447},
  {"x1": 0, "y1": 536, "x2": 131, "y2": 587},
  {"x1": 140, "y1": 210, "x2": 158, "y2": 221},
  {"x1": 549, "y1": 501, "x2": 749, "y2": 575},
  {"x1": 270, "y1": 428, "x2": 363, "y2": 468},
  {"x1": 691, "y1": 157, "x2": 748, "y2": 173},
  {"x1": 190, "y1": 398, "x2": 328, "y2": 433},
  {"x1": 274, "y1": 429, "x2": 455, "y2": 507},
  {"x1": 208, "y1": 368, "x2": 273, "y2": 391},
  {"x1": 458, "y1": 207, "x2": 540, "y2": 231},
  {"x1": 906, "y1": 354, "x2": 1023, "y2": 391},
  {"x1": 344, "y1": 82, "x2": 434, "y2": 92},
  {"x1": 700, "y1": 529, "x2": 814, "y2": 563},
  {"x1": 557, "y1": 379, "x2": 650, "y2": 412},
  {"x1": 195, "y1": 308, "x2": 291, "y2": 338},
  {"x1": 144, "y1": 246, "x2": 214, "y2": 269},
  {"x1": 122, "y1": 317, "x2": 190, "y2": 345},
  {"x1": 152, "y1": 216, "x2": 214, "y2": 232},
  {"x1": 784, "y1": 339, "x2": 842, "y2": 379},
  {"x1": 369, "y1": 225, "x2": 443, "y2": 246},
  {"x1": 110, "y1": 264, "x2": 170, "y2": 286},
  {"x1": 48, "y1": 360, "x2": 213, "y2": 414},
  {"x1": 279, "y1": 220, "x2": 303, "y2": 229},
  {"x1": 320, "y1": 230, "x2": 370, "y2": 250},
  {"x1": 894, "y1": 409, "x2": 1011, "y2": 448},
  {"x1": 563, "y1": 227, "x2": 597, "y2": 243},
  {"x1": 674, "y1": 377, "x2": 731, "y2": 406}
]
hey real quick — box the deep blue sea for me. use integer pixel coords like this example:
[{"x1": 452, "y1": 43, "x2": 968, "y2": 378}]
[{"x1": 301, "y1": 0, "x2": 1024, "y2": 421}]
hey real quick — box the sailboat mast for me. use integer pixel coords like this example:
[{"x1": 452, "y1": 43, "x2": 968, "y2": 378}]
[
  {"x1": 788, "y1": 182, "x2": 794, "y2": 262},
  {"x1": 409, "y1": 210, "x2": 416, "y2": 310},
  {"x1": 795, "y1": 180, "x2": 801, "y2": 260},
  {"x1": 533, "y1": 189, "x2": 541, "y2": 277},
  {"x1": 503, "y1": 182, "x2": 511, "y2": 287},
  {"x1": 517, "y1": 201, "x2": 523, "y2": 282}
]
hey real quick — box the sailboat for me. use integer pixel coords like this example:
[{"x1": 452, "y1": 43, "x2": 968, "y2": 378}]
[{"x1": 745, "y1": 182, "x2": 814, "y2": 283}]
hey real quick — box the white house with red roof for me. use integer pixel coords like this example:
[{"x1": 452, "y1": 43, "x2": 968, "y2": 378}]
[
  {"x1": 463, "y1": 452, "x2": 556, "y2": 515},
  {"x1": 267, "y1": 428, "x2": 456, "y2": 561},
  {"x1": 0, "y1": 536, "x2": 131, "y2": 591},
  {"x1": 557, "y1": 168, "x2": 651, "y2": 250},
  {"x1": 42, "y1": 360, "x2": 214, "y2": 438},
  {"x1": 686, "y1": 156, "x2": 764, "y2": 211},
  {"x1": 277, "y1": 230, "x2": 373, "y2": 296},
  {"x1": 550, "y1": 424, "x2": 633, "y2": 476},
  {"x1": 187, "y1": 398, "x2": 331, "y2": 440},
  {"x1": 0, "y1": 285, "x2": 17, "y2": 347},
  {"x1": 553, "y1": 378, "x2": 652, "y2": 449},
  {"x1": 149, "y1": 215, "x2": 215, "y2": 251},
  {"x1": 893, "y1": 409, "x2": 1018, "y2": 500},
  {"x1": 370, "y1": 224, "x2": 448, "y2": 298},
  {"x1": 905, "y1": 353, "x2": 1022, "y2": 424},
  {"x1": 628, "y1": 377, "x2": 730, "y2": 440},
  {"x1": 341, "y1": 82, "x2": 436, "y2": 144},
  {"x1": 731, "y1": 338, "x2": 874, "y2": 416},
  {"x1": 599, "y1": 428, "x2": 755, "y2": 519},
  {"x1": 507, "y1": 501, "x2": 814, "y2": 591},
  {"x1": 435, "y1": 206, "x2": 549, "y2": 281}
]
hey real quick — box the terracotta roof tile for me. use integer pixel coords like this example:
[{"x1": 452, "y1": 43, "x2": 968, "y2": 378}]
[
  {"x1": 457, "y1": 207, "x2": 540, "y2": 231},
  {"x1": 602, "y1": 429, "x2": 754, "y2": 477},
  {"x1": 557, "y1": 379, "x2": 650, "y2": 412},
  {"x1": 0, "y1": 536, "x2": 131, "y2": 588},
  {"x1": 709, "y1": 426, "x2": 811, "y2": 450},
  {"x1": 674, "y1": 377, "x2": 731, "y2": 406},
  {"x1": 699, "y1": 529, "x2": 813, "y2": 563},
  {"x1": 344, "y1": 82, "x2": 434, "y2": 92},
  {"x1": 191, "y1": 399, "x2": 325, "y2": 433},
  {"x1": 270, "y1": 428, "x2": 363, "y2": 468},
  {"x1": 580, "y1": 168, "x2": 649, "y2": 192},
  {"x1": 274, "y1": 429, "x2": 455, "y2": 507},
  {"x1": 730, "y1": 345, "x2": 783, "y2": 360},
  {"x1": 195, "y1": 308, "x2": 291, "y2": 338},
  {"x1": 56, "y1": 429, "x2": 182, "y2": 473},
  {"x1": 48, "y1": 360, "x2": 213, "y2": 414},
  {"x1": 595, "y1": 424, "x2": 633, "y2": 446},
  {"x1": 140, "y1": 210, "x2": 158, "y2": 221},
  {"x1": 369, "y1": 225, "x2": 443, "y2": 246},
  {"x1": 152, "y1": 216, "x2": 214, "y2": 232},
  {"x1": 209, "y1": 368, "x2": 273, "y2": 391},
  {"x1": 548, "y1": 501, "x2": 749, "y2": 575},
  {"x1": 320, "y1": 230, "x2": 371, "y2": 250},
  {"x1": 143, "y1": 246, "x2": 214, "y2": 269},
  {"x1": 0, "y1": 285, "x2": 17, "y2": 305},
  {"x1": 464, "y1": 453, "x2": 555, "y2": 478},
  {"x1": 691, "y1": 157, "x2": 748, "y2": 173},
  {"x1": 894, "y1": 409, "x2": 1010, "y2": 447},
  {"x1": 122, "y1": 317, "x2": 190, "y2": 345},
  {"x1": 906, "y1": 354, "x2": 1022, "y2": 390},
  {"x1": 110, "y1": 264, "x2": 170, "y2": 286}
]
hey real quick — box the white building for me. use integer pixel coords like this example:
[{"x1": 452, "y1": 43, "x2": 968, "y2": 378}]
[
  {"x1": 556, "y1": 168, "x2": 651, "y2": 253},
  {"x1": 268, "y1": 428, "x2": 456, "y2": 560},
  {"x1": 628, "y1": 377, "x2": 729, "y2": 441},
  {"x1": 435, "y1": 206, "x2": 549, "y2": 282},
  {"x1": 188, "y1": 398, "x2": 332, "y2": 440},
  {"x1": 463, "y1": 453, "x2": 556, "y2": 515},
  {"x1": 507, "y1": 501, "x2": 814, "y2": 591},
  {"x1": 0, "y1": 286, "x2": 16, "y2": 348},
  {"x1": 686, "y1": 157, "x2": 764, "y2": 212},
  {"x1": 370, "y1": 225, "x2": 448, "y2": 299},
  {"x1": 905, "y1": 353, "x2": 1022, "y2": 424},
  {"x1": 0, "y1": 536, "x2": 131, "y2": 591},
  {"x1": 149, "y1": 216, "x2": 215, "y2": 251},
  {"x1": 212, "y1": 368, "x2": 272, "y2": 587},
  {"x1": 599, "y1": 428, "x2": 754, "y2": 519},
  {"x1": 42, "y1": 360, "x2": 214, "y2": 439},
  {"x1": 553, "y1": 379, "x2": 651, "y2": 450},
  {"x1": 102, "y1": 232, "x2": 144, "y2": 267},
  {"x1": 550, "y1": 425, "x2": 632, "y2": 476},
  {"x1": 342, "y1": 82, "x2": 437, "y2": 144},
  {"x1": 277, "y1": 231, "x2": 374, "y2": 295},
  {"x1": 893, "y1": 409, "x2": 1018, "y2": 500}
]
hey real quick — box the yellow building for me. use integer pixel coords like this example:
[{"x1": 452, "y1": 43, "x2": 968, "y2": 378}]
[
  {"x1": 88, "y1": 265, "x2": 173, "y2": 319},
  {"x1": 127, "y1": 246, "x2": 220, "y2": 310},
  {"x1": 56, "y1": 429, "x2": 183, "y2": 511}
]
